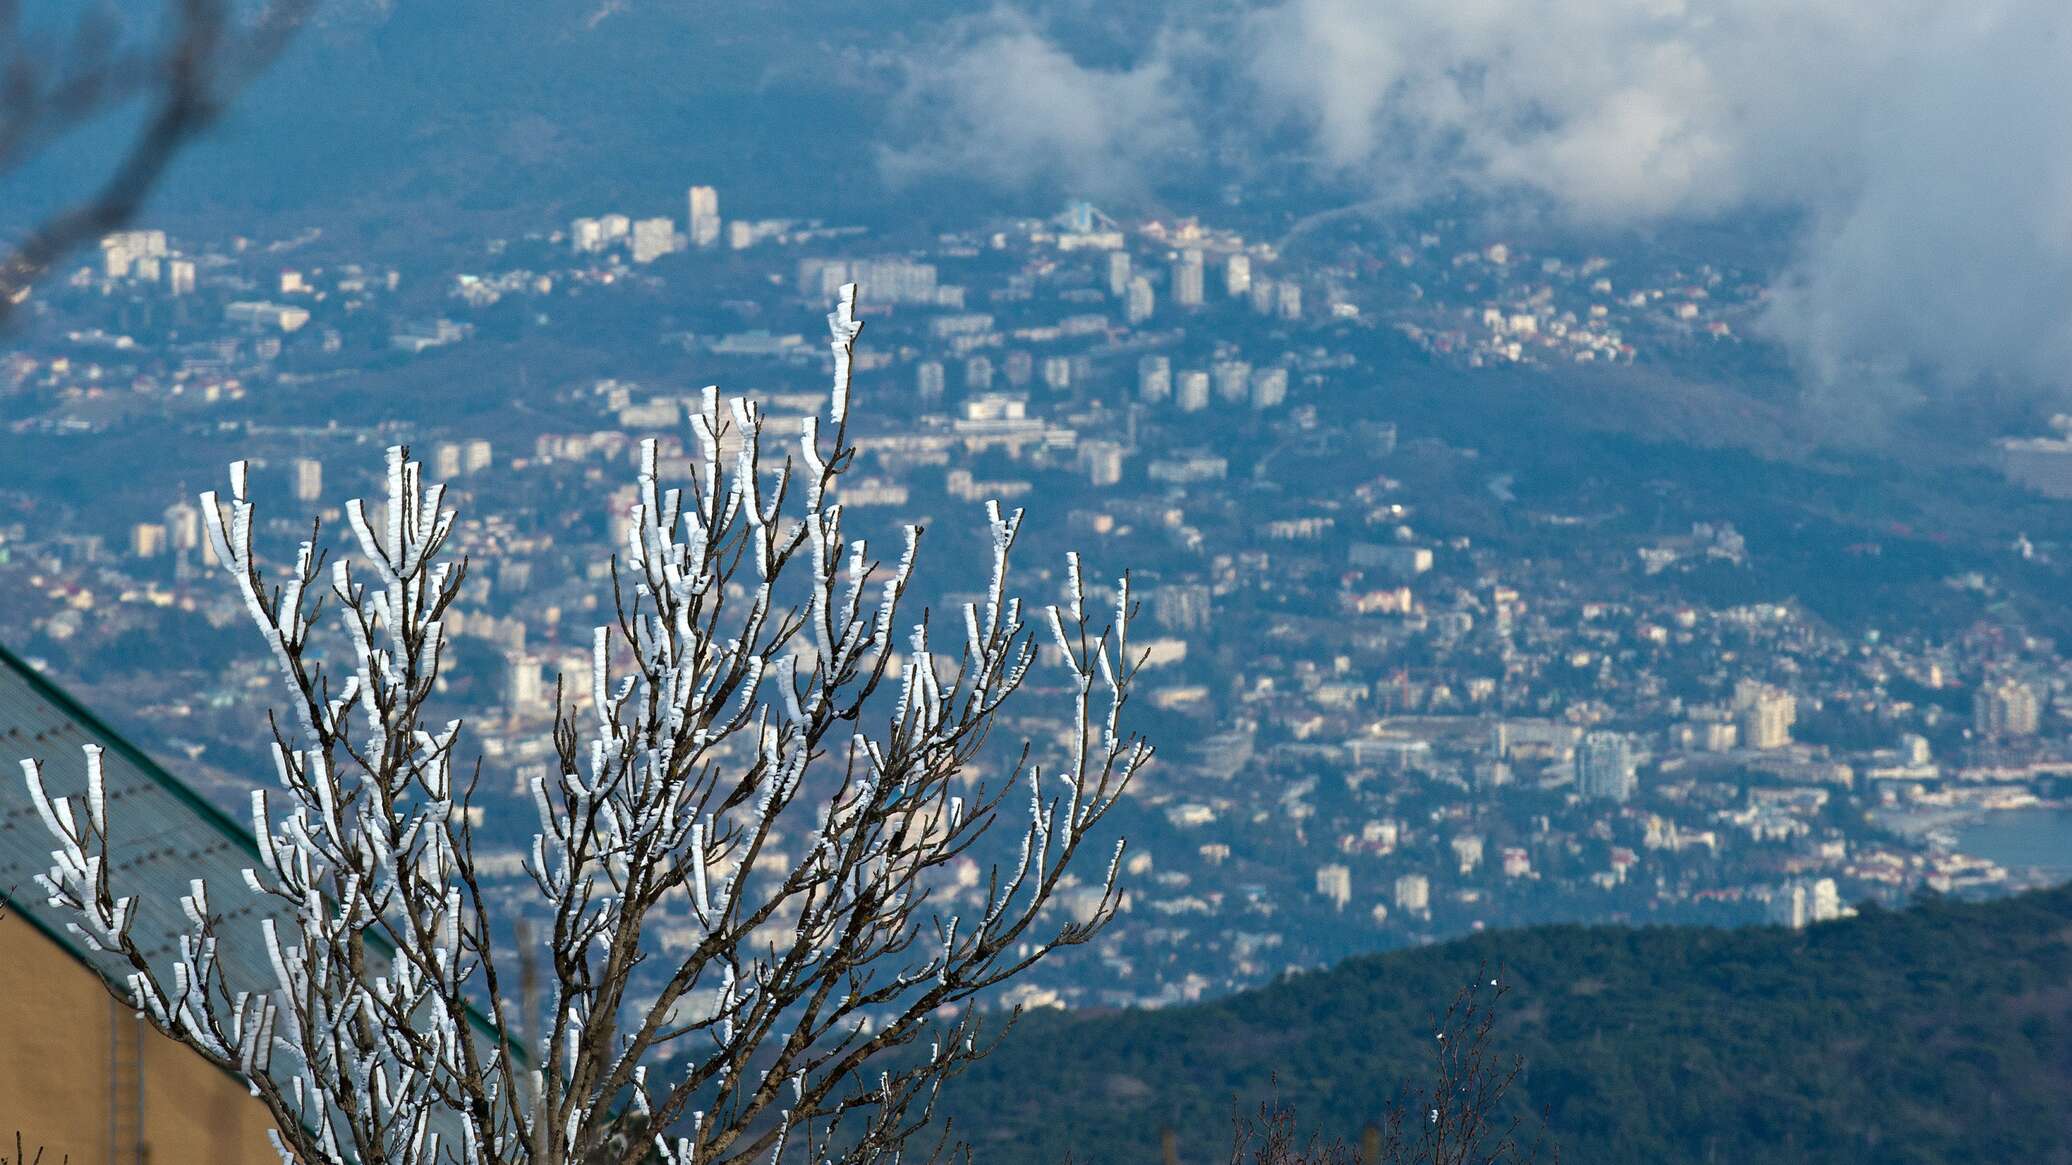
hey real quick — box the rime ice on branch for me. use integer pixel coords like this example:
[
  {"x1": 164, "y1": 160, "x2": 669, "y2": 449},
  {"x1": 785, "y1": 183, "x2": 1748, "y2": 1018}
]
[{"x1": 21, "y1": 284, "x2": 1149, "y2": 1165}]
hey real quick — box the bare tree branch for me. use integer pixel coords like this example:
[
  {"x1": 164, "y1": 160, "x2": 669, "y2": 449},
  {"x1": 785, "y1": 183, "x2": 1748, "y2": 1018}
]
[
  {"x1": 21, "y1": 283, "x2": 1148, "y2": 1165},
  {"x1": 1227, "y1": 970, "x2": 1556, "y2": 1165},
  {"x1": 1, "y1": 1130, "x2": 65, "y2": 1165}
]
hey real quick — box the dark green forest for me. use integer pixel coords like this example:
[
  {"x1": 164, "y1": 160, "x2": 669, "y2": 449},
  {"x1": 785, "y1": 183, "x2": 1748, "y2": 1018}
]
[{"x1": 938, "y1": 886, "x2": 2072, "y2": 1164}]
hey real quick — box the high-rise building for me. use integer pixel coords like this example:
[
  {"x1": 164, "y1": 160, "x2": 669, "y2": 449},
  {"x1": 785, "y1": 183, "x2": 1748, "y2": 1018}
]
[
  {"x1": 166, "y1": 258, "x2": 196, "y2": 296},
  {"x1": 916, "y1": 360, "x2": 946, "y2": 402},
  {"x1": 1151, "y1": 583, "x2": 1211, "y2": 631},
  {"x1": 963, "y1": 355, "x2": 994, "y2": 392},
  {"x1": 798, "y1": 257, "x2": 939, "y2": 305},
  {"x1": 1973, "y1": 678, "x2": 2042, "y2": 737},
  {"x1": 100, "y1": 230, "x2": 166, "y2": 278},
  {"x1": 1901, "y1": 733, "x2": 1932, "y2": 766},
  {"x1": 1040, "y1": 356, "x2": 1072, "y2": 392},
  {"x1": 1002, "y1": 350, "x2": 1034, "y2": 387},
  {"x1": 1249, "y1": 277, "x2": 1278, "y2": 316},
  {"x1": 506, "y1": 652, "x2": 544, "y2": 712},
  {"x1": 1451, "y1": 834, "x2": 1485, "y2": 873},
  {"x1": 1224, "y1": 252, "x2": 1251, "y2": 298},
  {"x1": 1769, "y1": 882, "x2": 1807, "y2": 929},
  {"x1": 1176, "y1": 370, "x2": 1210, "y2": 413},
  {"x1": 1106, "y1": 251, "x2": 1132, "y2": 297},
  {"x1": 1136, "y1": 355, "x2": 1172, "y2": 404},
  {"x1": 129, "y1": 523, "x2": 166, "y2": 559},
  {"x1": 1576, "y1": 730, "x2": 1637, "y2": 802},
  {"x1": 1810, "y1": 878, "x2": 1842, "y2": 923},
  {"x1": 161, "y1": 501, "x2": 200, "y2": 552},
  {"x1": 290, "y1": 457, "x2": 323, "y2": 503},
  {"x1": 1211, "y1": 360, "x2": 1252, "y2": 405},
  {"x1": 1770, "y1": 878, "x2": 1844, "y2": 929},
  {"x1": 1349, "y1": 543, "x2": 1432, "y2": 578},
  {"x1": 1735, "y1": 682, "x2": 1796, "y2": 750},
  {"x1": 102, "y1": 229, "x2": 167, "y2": 261},
  {"x1": 1393, "y1": 873, "x2": 1431, "y2": 914},
  {"x1": 224, "y1": 302, "x2": 311, "y2": 332},
  {"x1": 571, "y1": 218, "x2": 607, "y2": 253},
  {"x1": 1275, "y1": 280, "x2": 1303, "y2": 321},
  {"x1": 1172, "y1": 250, "x2": 1205, "y2": 307},
  {"x1": 630, "y1": 218, "x2": 677, "y2": 264},
  {"x1": 1124, "y1": 276, "x2": 1155, "y2": 324},
  {"x1": 1316, "y1": 864, "x2": 1352, "y2": 911},
  {"x1": 433, "y1": 442, "x2": 463, "y2": 480},
  {"x1": 463, "y1": 439, "x2": 493, "y2": 474},
  {"x1": 1078, "y1": 440, "x2": 1126, "y2": 487},
  {"x1": 859, "y1": 258, "x2": 938, "y2": 304},
  {"x1": 687, "y1": 186, "x2": 721, "y2": 248},
  {"x1": 598, "y1": 214, "x2": 631, "y2": 244},
  {"x1": 1249, "y1": 366, "x2": 1289, "y2": 410}
]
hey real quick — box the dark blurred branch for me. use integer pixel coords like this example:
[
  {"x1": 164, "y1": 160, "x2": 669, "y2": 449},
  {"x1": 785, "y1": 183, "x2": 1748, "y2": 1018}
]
[
  {"x1": 3, "y1": 1129, "x2": 64, "y2": 1165},
  {"x1": 1225, "y1": 969, "x2": 1554, "y2": 1165},
  {"x1": 0, "y1": 0, "x2": 313, "y2": 323}
]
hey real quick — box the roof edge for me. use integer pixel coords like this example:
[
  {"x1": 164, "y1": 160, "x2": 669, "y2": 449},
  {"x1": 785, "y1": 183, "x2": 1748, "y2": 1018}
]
[{"x1": 0, "y1": 634, "x2": 529, "y2": 1069}]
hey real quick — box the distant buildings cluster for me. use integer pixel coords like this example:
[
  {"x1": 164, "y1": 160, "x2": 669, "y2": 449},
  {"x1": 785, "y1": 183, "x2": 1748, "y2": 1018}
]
[{"x1": 2, "y1": 185, "x2": 2065, "y2": 1013}]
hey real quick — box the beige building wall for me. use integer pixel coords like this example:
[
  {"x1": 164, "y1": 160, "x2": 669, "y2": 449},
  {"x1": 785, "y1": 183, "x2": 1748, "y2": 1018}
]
[{"x1": 0, "y1": 911, "x2": 281, "y2": 1163}]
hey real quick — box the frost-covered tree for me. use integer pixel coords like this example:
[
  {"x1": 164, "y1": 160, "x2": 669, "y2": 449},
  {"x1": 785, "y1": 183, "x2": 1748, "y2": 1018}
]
[{"x1": 20, "y1": 285, "x2": 1149, "y2": 1164}]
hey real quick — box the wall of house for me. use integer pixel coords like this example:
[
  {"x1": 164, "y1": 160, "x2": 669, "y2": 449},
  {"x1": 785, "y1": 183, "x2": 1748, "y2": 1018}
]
[{"x1": 0, "y1": 911, "x2": 281, "y2": 1163}]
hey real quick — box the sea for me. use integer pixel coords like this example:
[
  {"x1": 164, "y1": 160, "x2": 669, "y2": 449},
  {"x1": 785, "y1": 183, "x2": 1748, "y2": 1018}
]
[{"x1": 1952, "y1": 808, "x2": 2072, "y2": 883}]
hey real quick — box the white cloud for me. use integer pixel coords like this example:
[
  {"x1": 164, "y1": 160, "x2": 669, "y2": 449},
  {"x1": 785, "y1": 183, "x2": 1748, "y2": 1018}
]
[
  {"x1": 878, "y1": 10, "x2": 1198, "y2": 201},
  {"x1": 890, "y1": 0, "x2": 2072, "y2": 404},
  {"x1": 1240, "y1": 0, "x2": 2072, "y2": 399}
]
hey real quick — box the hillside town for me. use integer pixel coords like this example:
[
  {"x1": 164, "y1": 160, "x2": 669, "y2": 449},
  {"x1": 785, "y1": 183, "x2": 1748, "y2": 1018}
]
[{"x1": 3, "y1": 188, "x2": 2069, "y2": 1012}]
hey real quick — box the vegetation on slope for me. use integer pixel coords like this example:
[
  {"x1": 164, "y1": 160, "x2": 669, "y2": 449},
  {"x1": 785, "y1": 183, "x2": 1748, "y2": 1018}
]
[{"x1": 939, "y1": 886, "x2": 2072, "y2": 1164}]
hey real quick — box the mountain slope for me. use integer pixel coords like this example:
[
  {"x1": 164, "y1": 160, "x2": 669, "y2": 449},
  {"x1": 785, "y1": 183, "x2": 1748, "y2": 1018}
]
[{"x1": 937, "y1": 887, "x2": 2072, "y2": 1164}]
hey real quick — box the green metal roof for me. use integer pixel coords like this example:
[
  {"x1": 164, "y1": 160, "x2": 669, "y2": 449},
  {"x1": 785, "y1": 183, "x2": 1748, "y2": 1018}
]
[
  {"x1": 0, "y1": 637, "x2": 282, "y2": 998},
  {"x1": 0, "y1": 636, "x2": 527, "y2": 1148}
]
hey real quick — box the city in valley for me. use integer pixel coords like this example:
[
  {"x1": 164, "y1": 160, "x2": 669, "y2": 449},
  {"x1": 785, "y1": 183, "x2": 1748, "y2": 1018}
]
[{"x1": 3, "y1": 184, "x2": 2070, "y2": 1014}]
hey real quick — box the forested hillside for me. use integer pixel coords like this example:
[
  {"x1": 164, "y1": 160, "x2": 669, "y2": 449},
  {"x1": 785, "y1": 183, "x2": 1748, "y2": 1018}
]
[{"x1": 942, "y1": 887, "x2": 2072, "y2": 1164}]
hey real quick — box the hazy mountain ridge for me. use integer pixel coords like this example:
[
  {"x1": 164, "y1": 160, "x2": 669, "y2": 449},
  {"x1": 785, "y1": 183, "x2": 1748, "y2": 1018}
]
[
  {"x1": 35, "y1": 0, "x2": 938, "y2": 232},
  {"x1": 937, "y1": 885, "x2": 2072, "y2": 1164}
]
